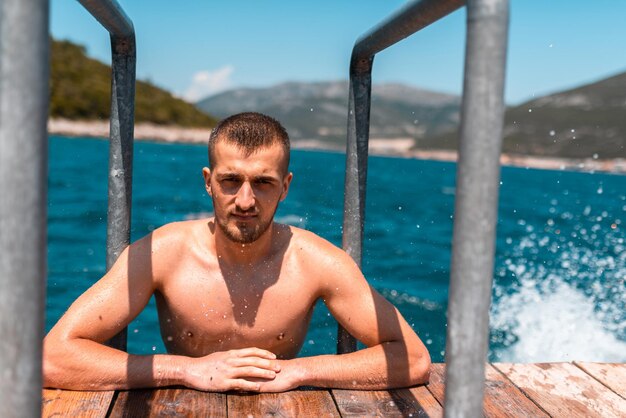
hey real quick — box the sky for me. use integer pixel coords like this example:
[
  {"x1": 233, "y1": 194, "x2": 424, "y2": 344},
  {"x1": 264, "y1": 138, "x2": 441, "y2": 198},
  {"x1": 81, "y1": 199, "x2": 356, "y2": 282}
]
[{"x1": 50, "y1": 1, "x2": 626, "y2": 106}]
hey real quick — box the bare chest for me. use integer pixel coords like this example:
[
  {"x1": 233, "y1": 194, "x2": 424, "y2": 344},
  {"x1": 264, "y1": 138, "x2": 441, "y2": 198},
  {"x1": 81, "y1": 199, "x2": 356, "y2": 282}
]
[{"x1": 154, "y1": 263, "x2": 318, "y2": 358}]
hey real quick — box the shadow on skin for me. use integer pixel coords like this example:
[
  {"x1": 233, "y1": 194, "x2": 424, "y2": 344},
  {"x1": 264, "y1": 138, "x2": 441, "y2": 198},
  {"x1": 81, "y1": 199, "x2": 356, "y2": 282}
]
[
  {"x1": 122, "y1": 232, "x2": 155, "y2": 387},
  {"x1": 214, "y1": 222, "x2": 293, "y2": 328},
  {"x1": 370, "y1": 287, "x2": 424, "y2": 416}
]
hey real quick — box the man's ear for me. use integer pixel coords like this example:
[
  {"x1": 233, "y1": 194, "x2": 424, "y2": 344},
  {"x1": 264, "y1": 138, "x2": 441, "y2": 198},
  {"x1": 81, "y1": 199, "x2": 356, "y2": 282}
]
[
  {"x1": 280, "y1": 172, "x2": 293, "y2": 202},
  {"x1": 202, "y1": 167, "x2": 212, "y2": 196}
]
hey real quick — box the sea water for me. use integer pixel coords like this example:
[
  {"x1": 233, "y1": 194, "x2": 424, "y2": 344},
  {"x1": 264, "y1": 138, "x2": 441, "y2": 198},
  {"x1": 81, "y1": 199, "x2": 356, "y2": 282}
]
[{"x1": 46, "y1": 135, "x2": 626, "y2": 362}]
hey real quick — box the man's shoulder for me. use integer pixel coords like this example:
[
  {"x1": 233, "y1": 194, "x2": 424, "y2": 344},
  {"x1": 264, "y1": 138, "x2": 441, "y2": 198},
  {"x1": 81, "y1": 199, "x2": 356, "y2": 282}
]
[
  {"x1": 280, "y1": 224, "x2": 353, "y2": 266},
  {"x1": 147, "y1": 218, "x2": 210, "y2": 253},
  {"x1": 279, "y1": 224, "x2": 363, "y2": 292}
]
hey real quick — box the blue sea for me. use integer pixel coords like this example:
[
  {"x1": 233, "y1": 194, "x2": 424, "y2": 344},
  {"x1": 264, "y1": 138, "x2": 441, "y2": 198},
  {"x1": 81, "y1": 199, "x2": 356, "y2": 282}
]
[{"x1": 47, "y1": 135, "x2": 626, "y2": 363}]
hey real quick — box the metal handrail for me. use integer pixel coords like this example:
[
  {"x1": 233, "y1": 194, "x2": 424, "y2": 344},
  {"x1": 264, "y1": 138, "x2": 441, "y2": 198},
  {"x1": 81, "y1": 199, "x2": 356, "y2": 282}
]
[
  {"x1": 0, "y1": 0, "x2": 135, "y2": 414},
  {"x1": 0, "y1": 1, "x2": 50, "y2": 415},
  {"x1": 340, "y1": 0, "x2": 509, "y2": 416},
  {"x1": 340, "y1": 0, "x2": 465, "y2": 355},
  {"x1": 77, "y1": 0, "x2": 137, "y2": 351}
]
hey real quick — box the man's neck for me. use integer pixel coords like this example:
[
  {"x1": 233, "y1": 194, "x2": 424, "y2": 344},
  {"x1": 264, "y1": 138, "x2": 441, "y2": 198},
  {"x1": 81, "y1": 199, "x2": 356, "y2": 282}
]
[{"x1": 213, "y1": 223, "x2": 275, "y2": 268}]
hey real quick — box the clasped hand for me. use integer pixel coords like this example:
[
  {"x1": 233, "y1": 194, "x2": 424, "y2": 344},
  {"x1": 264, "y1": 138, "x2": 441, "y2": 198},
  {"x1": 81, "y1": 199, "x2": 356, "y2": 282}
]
[{"x1": 184, "y1": 347, "x2": 295, "y2": 392}]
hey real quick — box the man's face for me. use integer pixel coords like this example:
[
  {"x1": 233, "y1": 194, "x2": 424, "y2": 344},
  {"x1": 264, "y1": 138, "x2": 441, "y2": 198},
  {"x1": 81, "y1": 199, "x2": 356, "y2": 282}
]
[{"x1": 203, "y1": 141, "x2": 292, "y2": 244}]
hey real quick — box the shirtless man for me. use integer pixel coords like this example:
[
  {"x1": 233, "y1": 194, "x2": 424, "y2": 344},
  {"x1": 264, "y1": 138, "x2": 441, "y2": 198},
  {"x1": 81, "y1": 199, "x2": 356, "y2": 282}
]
[{"x1": 43, "y1": 112, "x2": 430, "y2": 392}]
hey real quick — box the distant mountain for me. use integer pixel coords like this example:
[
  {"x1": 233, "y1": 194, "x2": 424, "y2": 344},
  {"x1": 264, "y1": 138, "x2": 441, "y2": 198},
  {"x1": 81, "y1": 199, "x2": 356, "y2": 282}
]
[
  {"x1": 197, "y1": 72, "x2": 626, "y2": 160},
  {"x1": 502, "y1": 71, "x2": 626, "y2": 158},
  {"x1": 50, "y1": 39, "x2": 217, "y2": 128},
  {"x1": 196, "y1": 81, "x2": 460, "y2": 143},
  {"x1": 419, "y1": 71, "x2": 626, "y2": 159}
]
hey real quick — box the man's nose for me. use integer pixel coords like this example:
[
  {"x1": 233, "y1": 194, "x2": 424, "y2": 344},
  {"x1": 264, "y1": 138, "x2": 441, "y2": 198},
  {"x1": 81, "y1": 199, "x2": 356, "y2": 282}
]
[{"x1": 235, "y1": 181, "x2": 255, "y2": 211}]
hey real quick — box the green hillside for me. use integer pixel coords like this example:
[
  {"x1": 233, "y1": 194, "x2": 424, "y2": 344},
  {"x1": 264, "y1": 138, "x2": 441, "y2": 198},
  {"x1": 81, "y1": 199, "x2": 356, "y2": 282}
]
[{"x1": 50, "y1": 39, "x2": 217, "y2": 127}]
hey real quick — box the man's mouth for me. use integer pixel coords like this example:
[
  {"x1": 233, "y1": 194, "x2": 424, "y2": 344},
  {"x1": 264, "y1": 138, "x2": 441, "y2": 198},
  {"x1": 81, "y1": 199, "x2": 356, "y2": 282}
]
[{"x1": 231, "y1": 212, "x2": 257, "y2": 220}]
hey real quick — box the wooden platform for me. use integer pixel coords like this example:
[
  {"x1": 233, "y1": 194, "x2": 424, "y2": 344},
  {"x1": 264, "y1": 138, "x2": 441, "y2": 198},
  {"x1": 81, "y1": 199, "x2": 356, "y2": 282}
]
[{"x1": 42, "y1": 362, "x2": 626, "y2": 417}]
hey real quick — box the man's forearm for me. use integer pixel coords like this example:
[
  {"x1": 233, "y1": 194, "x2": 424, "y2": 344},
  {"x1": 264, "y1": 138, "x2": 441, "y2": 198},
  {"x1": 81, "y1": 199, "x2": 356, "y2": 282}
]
[
  {"x1": 43, "y1": 338, "x2": 187, "y2": 390},
  {"x1": 283, "y1": 341, "x2": 430, "y2": 390},
  {"x1": 44, "y1": 338, "x2": 282, "y2": 392}
]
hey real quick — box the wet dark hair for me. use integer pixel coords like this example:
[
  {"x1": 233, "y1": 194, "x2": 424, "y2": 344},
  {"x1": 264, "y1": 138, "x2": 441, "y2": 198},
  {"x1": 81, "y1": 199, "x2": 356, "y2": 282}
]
[{"x1": 208, "y1": 112, "x2": 290, "y2": 173}]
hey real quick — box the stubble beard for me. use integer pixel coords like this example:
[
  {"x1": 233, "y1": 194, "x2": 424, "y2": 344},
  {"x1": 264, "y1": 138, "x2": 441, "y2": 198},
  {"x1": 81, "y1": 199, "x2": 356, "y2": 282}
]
[{"x1": 214, "y1": 204, "x2": 277, "y2": 244}]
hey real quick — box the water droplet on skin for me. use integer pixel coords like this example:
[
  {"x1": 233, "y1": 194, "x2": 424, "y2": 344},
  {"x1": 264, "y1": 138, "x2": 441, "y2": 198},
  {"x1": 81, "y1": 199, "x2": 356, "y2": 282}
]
[
  {"x1": 167, "y1": 336, "x2": 173, "y2": 341},
  {"x1": 187, "y1": 331, "x2": 193, "y2": 338},
  {"x1": 277, "y1": 332, "x2": 285, "y2": 340}
]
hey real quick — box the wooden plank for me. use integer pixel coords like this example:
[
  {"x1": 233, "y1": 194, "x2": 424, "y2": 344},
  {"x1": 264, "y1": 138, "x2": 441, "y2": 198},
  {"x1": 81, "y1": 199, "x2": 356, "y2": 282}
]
[
  {"x1": 332, "y1": 386, "x2": 442, "y2": 417},
  {"x1": 42, "y1": 389, "x2": 114, "y2": 418},
  {"x1": 574, "y1": 362, "x2": 626, "y2": 399},
  {"x1": 108, "y1": 387, "x2": 226, "y2": 417},
  {"x1": 426, "y1": 363, "x2": 549, "y2": 417},
  {"x1": 424, "y1": 363, "x2": 446, "y2": 404},
  {"x1": 227, "y1": 389, "x2": 340, "y2": 417},
  {"x1": 494, "y1": 362, "x2": 626, "y2": 417}
]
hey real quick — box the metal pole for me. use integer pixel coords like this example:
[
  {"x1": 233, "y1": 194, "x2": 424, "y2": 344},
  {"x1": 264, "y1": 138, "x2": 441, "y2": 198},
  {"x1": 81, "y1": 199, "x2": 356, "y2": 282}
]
[
  {"x1": 340, "y1": 55, "x2": 373, "y2": 354},
  {"x1": 77, "y1": 0, "x2": 136, "y2": 351},
  {"x1": 104, "y1": 34, "x2": 136, "y2": 351},
  {"x1": 0, "y1": 0, "x2": 49, "y2": 416},
  {"x1": 77, "y1": 0, "x2": 134, "y2": 38},
  {"x1": 352, "y1": 0, "x2": 465, "y2": 61},
  {"x1": 444, "y1": 0, "x2": 509, "y2": 417},
  {"x1": 341, "y1": 0, "x2": 465, "y2": 354}
]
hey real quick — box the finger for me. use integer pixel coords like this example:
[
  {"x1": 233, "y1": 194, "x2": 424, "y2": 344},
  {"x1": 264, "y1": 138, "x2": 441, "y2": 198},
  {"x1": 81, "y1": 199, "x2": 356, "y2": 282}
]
[
  {"x1": 232, "y1": 347, "x2": 276, "y2": 359},
  {"x1": 228, "y1": 356, "x2": 281, "y2": 371},
  {"x1": 228, "y1": 378, "x2": 262, "y2": 392},
  {"x1": 231, "y1": 366, "x2": 277, "y2": 380}
]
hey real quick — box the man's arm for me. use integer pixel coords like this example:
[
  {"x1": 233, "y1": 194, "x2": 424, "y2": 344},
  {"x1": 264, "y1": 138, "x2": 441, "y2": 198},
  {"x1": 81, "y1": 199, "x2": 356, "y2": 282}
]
[
  {"x1": 43, "y1": 226, "x2": 280, "y2": 391},
  {"x1": 258, "y1": 233, "x2": 431, "y2": 392}
]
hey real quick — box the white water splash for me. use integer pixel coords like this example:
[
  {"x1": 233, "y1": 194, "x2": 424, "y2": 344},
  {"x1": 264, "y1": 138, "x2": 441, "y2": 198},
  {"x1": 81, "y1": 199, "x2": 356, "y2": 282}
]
[
  {"x1": 491, "y1": 281, "x2": 626, "y2": 362},
  {"x1": 490, "y1": 202, "x2": 625, "y2": 363}
]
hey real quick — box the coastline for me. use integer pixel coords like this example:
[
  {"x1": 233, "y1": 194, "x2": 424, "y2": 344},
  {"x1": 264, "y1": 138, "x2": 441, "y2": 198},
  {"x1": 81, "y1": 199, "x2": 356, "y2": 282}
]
[{"x1": 49, "y1": 118, "x2": 626, "y2": 174}]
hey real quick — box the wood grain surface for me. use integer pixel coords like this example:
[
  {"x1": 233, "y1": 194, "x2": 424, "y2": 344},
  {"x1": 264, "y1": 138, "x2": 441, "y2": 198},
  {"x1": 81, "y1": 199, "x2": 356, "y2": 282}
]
[
  {"x1": 332, "y1": 386, "x2": 442, "y2": 417},
  {"x1": 494, "y1": 362, "x2": 626, "y2": 418},
  {"x1": 427, "y1": 363, "x2": 550, "y2": 417},
  {"x1": 42, "y1": 388, "x2": 115, "y2": 418},
  {"x1": 108, "y1": 388, "x2": 226, "y2": 417},
  {"x1": 574, "y1": 362, "x2": 626, "y2": 399},
  {"x1": 227, "y1": 389, "x2": 340, "y2": 417}
]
